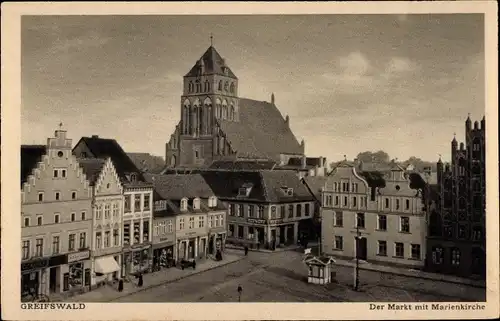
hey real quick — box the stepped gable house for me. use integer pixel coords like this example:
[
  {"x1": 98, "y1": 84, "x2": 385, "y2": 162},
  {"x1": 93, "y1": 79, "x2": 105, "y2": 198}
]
[
  {"x1": 201, "y1": 170, "x2": 316, "y2": 250},
  {"x1": 165, "y1": 45, "x2": 305, "y2": 169},
  {"x1": 426, "y1": 116, "x2": 486, "y2": 278},
  {"x1": 73, "y1": 136, "x2": 154, "y2": 276}
]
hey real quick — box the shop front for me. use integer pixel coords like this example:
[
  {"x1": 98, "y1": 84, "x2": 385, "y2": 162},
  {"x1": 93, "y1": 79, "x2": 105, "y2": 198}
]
[
  {"x1": 268, "y1": 219, "x2": 299, "y2": 249},
  {"x1": 123, "y1": 244, "x2": 152, "y2": 276},
  {"x1": 177, "y1": 231, "x2": 208, "y2": 261},
  {"x1": 208, "y1": 226, "x2": 227, "y2": 256},
  {"x1": 21, "y1": 258, "x2": 49, "y2": 301},
  {"x1": 93, "y1": 253, "x2": 121, "y2": 286},
  {"x1": 62, "y1": 250, "x2": 91, "y2": 294},
  {"x1": 152, "y1": 238, "x2": 176, "y2": 270}
]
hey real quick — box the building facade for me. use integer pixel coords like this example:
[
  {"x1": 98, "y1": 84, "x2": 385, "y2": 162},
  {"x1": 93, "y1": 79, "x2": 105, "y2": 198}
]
[
  {"x1": 321, "y1": 162, "x2": 426, "y2": 269},
  {"x1": 426, "y1": 116, "x2": 486, "y2": 278},
  {"x1": 79, "y1": 158, "x2": 124, "y2": 286},
  {"x1": 202, "y1": 170, "x2": 316, "y2": 250},
  {"x1": 73, "y1": 136, "x2": 154, "y2": 277},
  {"x1": 145, "y1": 174, "x2": 227, "y2": 263},
  {"x1": 165, "y1": 45, "x2": 305, "y2": 168},
  {"x1": 21, "y1": 129, "x2": 92, "y2": 300}
]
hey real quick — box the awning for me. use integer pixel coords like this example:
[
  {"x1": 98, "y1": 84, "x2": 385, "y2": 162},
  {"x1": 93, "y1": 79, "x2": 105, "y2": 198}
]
[{"x1": 95, "y1": 256, "x2": 120, "y2": 275}]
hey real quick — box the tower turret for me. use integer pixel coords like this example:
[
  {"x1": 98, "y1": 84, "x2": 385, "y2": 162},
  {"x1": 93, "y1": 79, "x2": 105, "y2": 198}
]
[{"x1": 466, "y1": 113, "x2": 472, "y2": 132}]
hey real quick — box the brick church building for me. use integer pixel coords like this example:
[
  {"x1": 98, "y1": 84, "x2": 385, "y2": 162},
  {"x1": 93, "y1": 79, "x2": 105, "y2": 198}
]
[
  {"x1": 165, "y1": 45, "x2": 305, "y2": 169},
  {"x1": 426, "y1": 116, "x2": 486, "y2": 278}
]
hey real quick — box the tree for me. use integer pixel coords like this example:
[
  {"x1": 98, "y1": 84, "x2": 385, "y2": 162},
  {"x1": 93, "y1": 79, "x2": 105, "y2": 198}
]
[{"x1": 356, "y1": 151, "x2": 390, "y2": 164}]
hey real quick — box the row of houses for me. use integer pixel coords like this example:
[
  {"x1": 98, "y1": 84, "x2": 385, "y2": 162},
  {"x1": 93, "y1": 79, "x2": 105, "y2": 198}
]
[{"x1": 20, "y1": 129, "x2": 228, "y2": 301}]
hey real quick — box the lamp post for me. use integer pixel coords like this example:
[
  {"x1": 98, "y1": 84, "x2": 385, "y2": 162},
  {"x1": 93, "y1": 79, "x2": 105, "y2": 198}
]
[{"x1": 354, "y1": 223, "x2": 360, "y2": 292}]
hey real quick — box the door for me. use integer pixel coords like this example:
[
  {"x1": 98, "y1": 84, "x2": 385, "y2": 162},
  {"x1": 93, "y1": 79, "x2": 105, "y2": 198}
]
[
  {"x1": 200, "y1": 239, "x2": 206, "y2": 258},
  {"x1": 286, "y1": 225, "x2": 294, "y2": 244},
  {"x1": 356, "y1": 237, "x2": 367, "y2": 261},
  {"x1": 209, "y1": 237, "x2": 214, "y2": 255},
  {"x1": 279, "y1": 226, "x2": 285, "y2": 244},
  {"x1": 49, "y1": 267, "x2": 57, "y2": 293}
]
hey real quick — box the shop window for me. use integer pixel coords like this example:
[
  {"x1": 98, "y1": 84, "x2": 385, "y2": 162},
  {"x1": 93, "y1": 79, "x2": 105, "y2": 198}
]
[
  {"x1": 451, "y1": 248, "x2": 461, "y2": 266},
  {"x1": 238, "y1": 226, "x2": 244, "y2": 238},
  {"x1": 68, "y1": 262, "x2": 84, "y2": 290},
  {"x1": 123, "y1": 224, "x2": 130, "y2": 245},
  {"x1": 63, "y1": 273, "x2": 70, "y2": 292}
]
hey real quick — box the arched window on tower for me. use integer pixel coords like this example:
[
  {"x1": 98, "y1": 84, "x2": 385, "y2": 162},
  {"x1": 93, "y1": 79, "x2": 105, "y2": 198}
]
[
  {"x1": 193, "y1": 99, "x2": 201, "y2": 136},
  {"x1": 222, "y1": 100, "x2": 228, "y2": 119},
  {"x1": 188, "y1": 82, "x2": 194, "y2": 93},
  {"x1": 204, "y1": 81, "x2": 210, "y2": 92},
  {"x1": 230, "y1": 82, "x2": 235, "y2": 94},
  {"x1": 183, "y1": 100, "x2": 191, "y2": 134},
  {"x1": 224, "y1": 81, "x2": 229, "y2": 92},
  {"x1": 215, "y1": 98, "x2": 222, "y2": 119},
  {"x1": 218, "y1": 80, "x2": 223, "y2": 91},
  {"x1": 204, "y1": 97, "x2": 212, "y2": 135},
  {"x1": 195, "y1": 80, "x2": 201, "y2": 93},
  {"x1": 229, "y1": 104, "x2": 235, "y2": 121}
]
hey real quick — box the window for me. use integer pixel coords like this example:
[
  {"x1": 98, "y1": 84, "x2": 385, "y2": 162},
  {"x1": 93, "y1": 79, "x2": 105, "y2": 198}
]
[
  {"x1": 189, "y1": 217, "x2": 195, "y2": 229},
  {"x1": 296, "y1": 204, "x2": 302, "y2": 217},
  {"x1": 257, "y1": 206, "x2": 264, "y2": 218},
  {"x1": 396, "y1": 199, "x2": 400, "y2": 210},
  {"x1": 342, "y1": 182, "x2": 349, "y2": 192},
  {"x1": 209, "y1": 216, "x2": 214, "y2": 228},
  {"x1": 199, "y1": 216, "x2": 205, "y2": 228},
  {"x1": 238, "y1": 226, "x2": 244, "y2": 238},
  {"x1": 229, "y1": 204, "x2": 235, "y2": 216},
  {"x1": 385, "y1": 198, "x2": 390, "y2": 209},
  {"x1": 215, "y1": 215, "x2": 220, "y2": 227},
  {"x1": 394, "y1": 242, "x2": 404, "y2": 258},
  {"x1": 179, "y1": 218, "x2": 185, "y2": 230},
  {"x1": 24, "y1": 217, "x2": 30, "y2": 227},
  {"x1": 35, "y1": 238, "x2": 43, "y2": 257},
  {"x1": 352, "y1": 183, "x2": 358, "y2": 193},
  {"x1": 134, "y1": 194, "x2": 141, "y2": 212},
  {"x1": 54, "y1": 213, "x2": 60, "y2": 223},
  {"x1": 378, "y1": 241, "x2": 387, "y2": 256},
  {"x1": 451, "y1": 248, "x2": 461, "y2": 266},
  {"x1": 411, "y1": 244, "x2": 421, "y2": 260},
  {"x1": 305, "y1": 203, "x2": 310, "y2": 216},
  {"x1": 55, "y1": 192, "x2": 60, "y2": 201},
  {"x1": 124, "y1": 195, "x2": 131, "y2": 212},
  {"x1": 133, "y1": 222, "x2": 140, "y2": 244},
  {"x1": 432, "y1": 247, "x2": 444, "y2": 265},
  {"x1": 288, "y1": 205, "x2": 294, "y2": 218},
  {"x1": 472, "y1": 227, "x2": 482, "y2": 241},
  {"x1": 95, "y1": 232, "x2": 102, "y2": 249},
  {"x1": 280, "y1": 205, "x2": 286, "y2": 218},
  {"x1": 168, "y1": 221, "x2": 173, "y2": 233},
  {"x1": 405, "y1": 199, "x2": 410, "y2": 210},
  {"x1": 68, "y1": 234, "x2": 76, "y2": 251},
  {"x1": 104, "y1": 204, "x2": 111, "y2": 219},
  {"x1": 271, "y1": 206, "x2": 277, "y2": 219},
  {"x1": 123, "y1": 224, "x2": 130, "y2": 245},
  {"x1": 144, "y1": 194, "x2": 150, "y2": 211},
  {"x1": 334, "y1": 236, "x2": 343, "y2": 250},
  {"x1": 377, "y1": 215, "x2": 387, "y2": 231},
  {"x1": 352, "y1": 197, "x2": 357, "y2": 207},
  {"x1": 22, "y1": 240, "x2": 30, "y2": 260},
  {"x1": 343, "y1": 196, "x2": 348, "y2": 207},
  {"x1": 400, "y1": 217, "x2": 410, "y2": 233},
  {"x1": 228, "y1": 224, "x2": 234, "y2": 237},
  {"x1": 52, "y1": 236, "x2": 60, "y2": 254},
  {"x1": 239, "y1": 204, "x2": 245, "y2": 217},
  {"x1": 37, "y1": 216, "x2": 43, "y2": 226},
  {"x1": 333, "y1": 182, "x2": 338, "y2": 192},
  {"x1": 81, "y1": 211, "x2": 86, "y2": 221},
  {"x1": 96, "y1": 205, "x2": 103, "y2": 219},
  {"x1": 335, "y1": 196, "x2": 339, "y2": 206},
  {"x1": 458, "y1": 225, "x2": 466, "y2": 239},
  {"x1": 79, "y1": 232, "x2": 86, "y2": 249},
  {"x1": 38, "y1": 192, "x2": 44, "y2": 202},
  {"x1": 113, "y1": 229, "x2": 119, "y2": 246},
  {"x1": 104, "y1": 231, "x2": 110, "y2": 247},
  {"x1": 356, "y1": 213, "x2": 365, "y2": 229},
  {"x1": 54, "y1": 169, "x2": 58, "y2": 178},
  {"x1": 62, "y1": 169, "x2": 66, "y2": 178},
  {"x1": 181, "y1": 198, "x2": 188, "y2": 211},
  {"x1": 327, "y1": 195, "x2": 333, "y2": 206},
  {"x1": 220, "y1": 215, "x2": 224, "y2": 227},
  {"x1": 71, "y1": 192, "x2": 77, "y2": 200},
  {"x1": 334, "y1": 211, "x2": 343, "y2": 227}
]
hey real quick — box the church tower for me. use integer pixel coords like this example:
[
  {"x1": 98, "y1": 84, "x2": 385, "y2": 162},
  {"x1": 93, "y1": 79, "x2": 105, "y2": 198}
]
[{"x1": 180, "y1": 43, "x2": 240, "y2": 138}]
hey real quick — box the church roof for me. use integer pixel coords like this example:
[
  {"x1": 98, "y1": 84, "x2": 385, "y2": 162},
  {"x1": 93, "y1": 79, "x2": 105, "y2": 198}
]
[
  {"x1": 185, "y1": 46, "x2": 237, "y2": 78},
  {"x1": 209, "y1": 159, "x2": 276, "y2": 170},
  {"x1": 21, "y1": 145, "x2": 46, "y2": 186},
  {"x1": 218, "y1": 98, "x2": 303, "y2": 161}
]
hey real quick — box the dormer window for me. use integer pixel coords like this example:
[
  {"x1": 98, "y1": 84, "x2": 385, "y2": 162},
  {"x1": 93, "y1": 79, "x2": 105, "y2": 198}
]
[
  {"x1": 238, "y1": 183, "x2": 253, "y2": 197},
  {"x1": 180, "y1": 198, "x2": 188, "y2": 211},
  {"x1": 281, "y1": 186, "x2": 293, "y2": 196},
  {"x1": 208, "y1": 196, "x2": 217, "y2": 208},
  {"x1": 193, "y1": 198, "x2": 201, "y2": 210},
  {"x1": 130, "y1": 173, "x2": 137, "y2": 183}
]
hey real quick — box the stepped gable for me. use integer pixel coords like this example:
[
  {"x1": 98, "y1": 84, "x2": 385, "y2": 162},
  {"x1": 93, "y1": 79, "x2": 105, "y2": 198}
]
[
  {"x1": 78, "y1": 158, "x2": 107, "y2": 186},
  {"x1": 21, "y1": 145, "x2": 47, "y2": 186}
]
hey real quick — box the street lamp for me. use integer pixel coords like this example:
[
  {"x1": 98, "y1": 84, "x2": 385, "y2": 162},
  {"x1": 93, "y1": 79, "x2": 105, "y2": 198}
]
[{"x1": 237, "y1": 285, "x2": 243, "y2": 302}]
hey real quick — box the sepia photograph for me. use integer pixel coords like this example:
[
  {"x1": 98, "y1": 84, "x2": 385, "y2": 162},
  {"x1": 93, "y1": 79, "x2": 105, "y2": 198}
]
[{"x1": 1, "y1": 2, "x2": 498, "y2": 320}]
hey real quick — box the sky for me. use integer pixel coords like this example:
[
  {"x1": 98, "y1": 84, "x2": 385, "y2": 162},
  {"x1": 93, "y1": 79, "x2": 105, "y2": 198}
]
[{"x1": 21, "y1": 14, "x2": 485, "y2": 163}]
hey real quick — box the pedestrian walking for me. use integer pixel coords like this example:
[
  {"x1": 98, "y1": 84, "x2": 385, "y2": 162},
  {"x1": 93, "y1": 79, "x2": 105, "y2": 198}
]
[
  {"x1": 118, "y1": 279, "x2": 124, "y2": 292},
  {"x1": 138, "y1": 274, "x2": 143, "y2": 287},
  {"x1": 244, "y1": 246, "x2": 249, "y2": 256}
]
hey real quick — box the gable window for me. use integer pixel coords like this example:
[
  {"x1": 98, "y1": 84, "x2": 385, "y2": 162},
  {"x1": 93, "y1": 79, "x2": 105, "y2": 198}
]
[
  {"x1": 37, "y1": 215, "x2": 43, "y2": 226},
  {"x1": 124, "y1": 195, "x2": 131, "y2": 213},
  {"x1": 356, "y1": 213, "x2": 365, "y2": 229},
  {"x1": 71, "y1": 192, "x2": 77, "y2": 200},
  {"x1": 305, "y1": 203, "x2": 310, "y2": 216},
  {"x1": 400, "y1": 217, "x2": 410, "y2": 233},
  {"x1": 377, "y1": 215, "x2": 387, "y2": 231},
  {"x1": 54, "y1": 213, "x2": 60, "y2": 224},
  {"x1": 38, "y1": 192, "x2": 44, "y2": 202},
  {"x1": 55, "y1": 192, "x2": 60, "y2": 201},
  {"x1": 22, "y1": 240, "x2": 30, "y2": 260},
  {"x1": 405, "y1": 199, "x2": 410, "y2": 210},
  {"x1": 134, "y1": 194, "x2": 141, "y2": 212},
  {"x1": 181, "y1": 198, "x2": 188, "y2": 211},
  {"x1": 378, "y1": 241, "x2": 387, "y2": 256},
  {"x1": 334, "y1": 211, "x2": 343, "y2": 227},
  {"x1": 394, "y1": 242, "x2": 404, "y2": 258}
]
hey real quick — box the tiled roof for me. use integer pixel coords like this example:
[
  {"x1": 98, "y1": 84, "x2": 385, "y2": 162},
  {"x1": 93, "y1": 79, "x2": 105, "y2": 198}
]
[
  {"x1": 302, "y1": 176, "x2": 329, "y2": 200},
  {"x1": 127, "y1": 152, "x2": 165, "y2": 174},
  {"x1": 74, "y1": 137, "x2": 146, "y2": 184},
  {"x1": 78, "y1": 158, "x2": 106, "y2": 186},
  {"x1": 201, "y1": 170, "x2": 314, "y2": 203},
  {"x1": 21, "y1": 145, "x2": 46, "y2": 186},
  {"x1": 144, "y1": 173, "x2": 216, "y2": 200},
  {"x1": 218, "y1": 98, "x2": 303, "y2": 161},
  {"x1": 185, "y1": 46, "x2": 237, "y2": 78},
  {"x1": 209, "y1": 159, "x2": 276, "y2": 170}
]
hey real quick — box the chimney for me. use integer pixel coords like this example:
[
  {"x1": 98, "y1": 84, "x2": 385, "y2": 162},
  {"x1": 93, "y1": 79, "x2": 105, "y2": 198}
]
[
  {"x1": 91, "y1": 135, "x2": 99, "y2": 139},
  {"x1": 301, "y1": 155, "x2": 307, "y2": 169},
  {"x1": 271, "y1": 93, "x2": 275, "y2": 105},
  {"x1": 285, "y1": 115, "x2": 289, "y2": 125}
]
